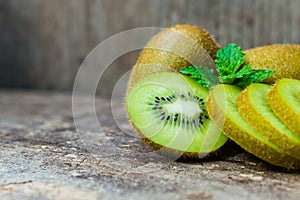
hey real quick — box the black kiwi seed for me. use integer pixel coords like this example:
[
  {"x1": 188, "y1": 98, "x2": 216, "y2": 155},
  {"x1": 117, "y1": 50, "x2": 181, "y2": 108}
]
[
  {"x1": 155, "y1": 96, "x2": 160, "y2": 100},
  {"x1": 166, "y1": 116, "x2": 170, "y2": 120},
  {"x1": 166, "y1": 97, "x2": 171, "y2": 101},
  {"x1": 155, "y1": 100, "x2": 159, "y2": 103},
  {"x1": 161, "y1": 112, "x2": 165, "y2": 116},
  {"x1": 174, "y1": 115, "x2": 178, "y2": 122},
  {"x1": 188, "y1": 92, "x2": 191, "y2": 96},
  {"x1": 161, "y1": 97, "x2": 166, "y2": 101},
  {"x1": 181, "y1": 94, "x2": 185, "y2": 98}
]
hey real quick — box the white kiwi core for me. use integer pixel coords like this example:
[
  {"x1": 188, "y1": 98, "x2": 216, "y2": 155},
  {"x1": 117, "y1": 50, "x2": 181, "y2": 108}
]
[{"x1": 163, "y1": 99, "x2": 202, "y2": 118}]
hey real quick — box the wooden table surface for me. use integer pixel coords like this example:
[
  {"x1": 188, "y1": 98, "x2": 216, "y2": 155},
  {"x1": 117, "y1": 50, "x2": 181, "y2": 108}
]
[{"x1": 0, "y1": 89, "x2": 299, "y2": 200}]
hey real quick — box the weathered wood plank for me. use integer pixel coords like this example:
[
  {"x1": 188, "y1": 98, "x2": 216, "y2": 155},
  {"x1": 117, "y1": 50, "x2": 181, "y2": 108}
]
[
  {"x1": 1, "y1": 89, "x2": 300, "y2": 200},
  {"x1": 254, "y1": 0, "x2": 266, "y2": 47},
  {"x1": 290, "y1": 0, "x2": 300, "y2": 44},
  {"x1": 241, "y1": 0, "x2": 255, "y2": 49},
  {"x1": 1, "y1": 0, "x2": 300, "y2": 95}
]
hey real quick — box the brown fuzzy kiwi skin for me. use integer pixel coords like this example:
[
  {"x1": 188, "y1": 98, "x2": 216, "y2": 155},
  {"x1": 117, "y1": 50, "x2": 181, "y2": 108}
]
[
  {"x1": 207, "y1": 84, "x2": 300, "y2": 170},
  {"x1": 244, "y1": 44, "x2": 300, "y2": 84},
  {"x1": 237, "y1": 84, "x2": 300, "y2": 160},
  {"x1": 127, "y1": 24, "x2": 221, "y2": 90},
  {"x1": 268, "y1": 79, "x2": 300, "y2": 136}
]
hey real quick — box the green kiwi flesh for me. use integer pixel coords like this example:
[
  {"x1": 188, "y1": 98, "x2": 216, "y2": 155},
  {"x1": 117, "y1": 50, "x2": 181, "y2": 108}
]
[
  {"x1": 207, "y1": 84, "x2": 300, "y2": 170},
  {"x1": 268, "y1": 78, "x2": 300, "y2": 136},
  {"x1": 126, "y1": 71, "x2": 228, "y2": 157},
  {"x1": 237, "y1": 83, "x2": 300, "y2": 160}
]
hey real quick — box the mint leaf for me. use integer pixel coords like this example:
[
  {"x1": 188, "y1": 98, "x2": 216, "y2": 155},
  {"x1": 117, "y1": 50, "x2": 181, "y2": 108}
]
[
  {"x1": 180, "y1": 66, "x2": 218, "y2": 89},
  {"x1": 235, "y1": 64, "x2": 252, "y2": 78},
  {"x1": 180, "y1": 43, "x2": 275, "y2": 90},
  {"x1": 216, "y1": 43, "x2": 245, "y2": 83},
  {"x1": 235, "y1": 69, "x2": 275, "y2": 88}
]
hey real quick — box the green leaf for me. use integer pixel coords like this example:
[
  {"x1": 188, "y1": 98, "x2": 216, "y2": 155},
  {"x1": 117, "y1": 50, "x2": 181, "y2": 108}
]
[
  {"x1": 180, "y1": 43, "x2": 275, "y2": 90},
  {"x1": 235, "y1": 64, "x2": 252, "y2": 78},
  {"x1": 234, "y1": 69, "x2": 275, "y2": 88},
  {"x1": 180, "y1": 66, "x2": 219, "y2": 90},
  {"x1": 216, "y1": 43, "x2": 246, "y2": 82}
]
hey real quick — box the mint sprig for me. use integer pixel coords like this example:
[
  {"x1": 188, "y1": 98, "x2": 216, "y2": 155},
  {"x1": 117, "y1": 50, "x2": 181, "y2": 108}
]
[
  {"x1": 215, "y1": 43, "x2": 246, "y2": 83},
  {"x1": 180, "y1": 66, "x2": 218, "y2": 90},
  {"x1": 180, "y1": 43, "x2": 275, "y2": 89}
]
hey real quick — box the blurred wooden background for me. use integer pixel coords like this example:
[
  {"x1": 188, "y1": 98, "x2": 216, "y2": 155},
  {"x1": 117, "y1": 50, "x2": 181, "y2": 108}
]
[{"x1": 0, "y1": 0, "x2": 299, "y2": 95}]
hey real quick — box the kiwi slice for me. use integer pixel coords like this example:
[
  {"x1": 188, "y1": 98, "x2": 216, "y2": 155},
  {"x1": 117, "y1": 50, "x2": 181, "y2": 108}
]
[
  {"x1": 268, "y1": 78, "x2": 300, "y2": 136},
  {"x1": 127, "y1": 24, "x2": 220, "y2": 89},
  {"x1": 207, "y1": 84, "x2": 300, "y2": 169},
  {"x1": 126, "y1": 71, "x2": 228, "y2": 158},
  {"x1": 237, "y1": 83, "x2": 300, "y2": 160},
  {"x1": 244, "y1": 44, "x2": 300, "y2": 83}
]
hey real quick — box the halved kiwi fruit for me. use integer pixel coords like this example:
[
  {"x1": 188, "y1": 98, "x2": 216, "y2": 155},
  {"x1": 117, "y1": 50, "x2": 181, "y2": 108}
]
[
  {"x1": 237, "y1": 83, "x2": 300, "y2": 160},
  {"x1": 268, "y1": 78, "x2": 300, "y2": 136},
  {"x1": 207, "y1": 84, "x2": 300, "y2": 170},
  {"x1": 126, "y1": 71, "x2": 228, "y2": 158},
  {"x1": 244, "y1": 44, "x2": 300, "y2": 83},
  {"x1": 127, "y1": 24, "x2": 220, "y2": 90}
]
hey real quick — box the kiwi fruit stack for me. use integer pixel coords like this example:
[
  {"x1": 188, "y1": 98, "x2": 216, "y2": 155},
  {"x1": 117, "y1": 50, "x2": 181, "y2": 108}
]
[
  {"x1": 207, "y1": 84, "x2": 300, "y2": 169},
  {"x1": 126, "y1": 71, "x2": 228, "y2": 158},
  {"x1": 237, "y1": 83, "x2": 300, "y2": 161},
  {"x1": 125, "y1": 23, "x2": 300, "y2": 169},
  {"x1": 126, "y1": 24, "x2": 228, "y2": 158},
  {"x1": 207, "y1": 79, "x2": 300, "y2": 170},
  {"x1": 268, "y1": 78, "x2": 300, "y2": 136}
]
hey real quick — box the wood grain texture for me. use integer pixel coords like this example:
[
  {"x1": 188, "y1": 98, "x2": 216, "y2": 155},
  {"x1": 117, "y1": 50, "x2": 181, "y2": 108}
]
[
  {"x1": 1, "y1": 89, "x2": 300, "y2": 200},
  {"x1": 0, "y1": 0, "x2": 300, "y2": 95}
]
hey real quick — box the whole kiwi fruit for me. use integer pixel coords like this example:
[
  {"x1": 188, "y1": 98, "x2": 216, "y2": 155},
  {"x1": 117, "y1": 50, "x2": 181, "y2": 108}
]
[
  {"x1": 127, "y1": 24, "x2": 220, "y2": 90},
  {"x1": 244, "y1": 44, "x2": 300, "y2": 83}
]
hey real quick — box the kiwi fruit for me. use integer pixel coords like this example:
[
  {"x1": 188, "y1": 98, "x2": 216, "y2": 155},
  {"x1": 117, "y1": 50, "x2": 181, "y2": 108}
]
[
  {"x1": 237, "y1": 83, "x2": 300, "y2": 160},
  {"x1": 244, "y1": 44, "x2": 300, "y2": 83},
  {"x1": 126, "y1": 71, "x2": 228, "y2": 158},
  {"x1": 207, "y1": 84, "x2": 300, "y2": 170},
  {"x1": 268, "y1": 78, "x2": 300, "y2": 136},
  {"x1": 127, "y1": 24, "x2": 220, "y2": 89}
]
